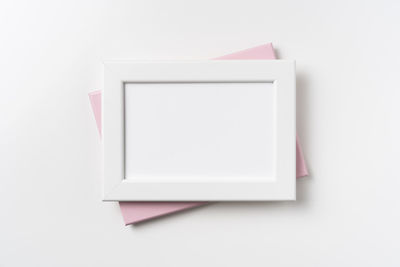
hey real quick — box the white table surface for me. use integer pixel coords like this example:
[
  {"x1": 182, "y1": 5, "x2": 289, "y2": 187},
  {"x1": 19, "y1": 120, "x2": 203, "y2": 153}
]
[{"x1": 1, "y1": 0, "x2": 400, "y2": 266}]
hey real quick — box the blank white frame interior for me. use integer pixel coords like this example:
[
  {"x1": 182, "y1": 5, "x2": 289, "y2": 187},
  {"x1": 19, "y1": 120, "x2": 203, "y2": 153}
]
[{"x1": 103, "y1": 60, "x2": 296, "y2": 201}]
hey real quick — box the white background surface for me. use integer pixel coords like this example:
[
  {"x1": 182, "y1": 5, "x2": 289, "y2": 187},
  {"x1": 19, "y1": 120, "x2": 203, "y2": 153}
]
[{"x1": 1, "y1": 0, "x2": 400, "y2": 266}]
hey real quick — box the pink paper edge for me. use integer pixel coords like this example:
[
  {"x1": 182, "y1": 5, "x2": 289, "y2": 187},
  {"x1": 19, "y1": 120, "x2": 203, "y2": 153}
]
[
  {"x1": 88, "y1": 91, "x2": 102, "y2": 138},
  {"x1": 118, "y1": 202, "x2": 205, "y2": 224},
  {"x1": 88, "y1": 43, "x2": 308, "y2": 225}
]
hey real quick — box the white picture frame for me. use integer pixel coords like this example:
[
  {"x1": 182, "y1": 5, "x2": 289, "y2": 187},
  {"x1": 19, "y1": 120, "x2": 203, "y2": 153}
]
[{"x1": 103, "y1": 60, "x2": 296, "y2": 201}]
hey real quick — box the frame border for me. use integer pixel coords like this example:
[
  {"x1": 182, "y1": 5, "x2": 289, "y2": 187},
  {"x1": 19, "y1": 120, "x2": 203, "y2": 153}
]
[{"x1": 103, "y1": 60, "x2": 295, "y2": 201}]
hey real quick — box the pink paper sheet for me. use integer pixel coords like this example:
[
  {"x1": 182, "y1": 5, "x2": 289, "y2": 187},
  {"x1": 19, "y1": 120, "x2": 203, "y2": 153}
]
[{"x1": 89, "y1": 43, "x2": 308, "y2": 225}]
